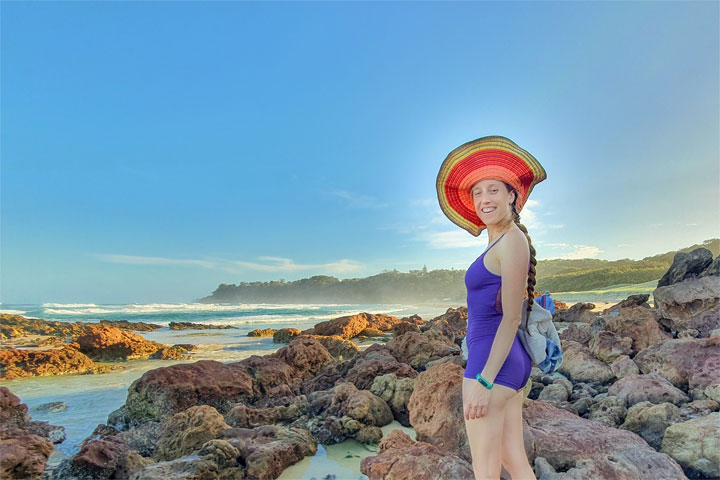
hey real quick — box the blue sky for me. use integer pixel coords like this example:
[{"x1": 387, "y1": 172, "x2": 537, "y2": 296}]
[{"x1": 1, "y1": 1, "x2": 718, "y2": 304}]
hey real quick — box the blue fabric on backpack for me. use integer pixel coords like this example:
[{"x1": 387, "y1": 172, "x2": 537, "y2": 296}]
[{"x1": 537, "y1": 336, "x2": 563, "y2": 374}]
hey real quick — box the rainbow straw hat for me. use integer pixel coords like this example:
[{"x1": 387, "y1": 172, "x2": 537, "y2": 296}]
[{"x1": 436, "y1": 136, "x2": 547, "y2": 237}]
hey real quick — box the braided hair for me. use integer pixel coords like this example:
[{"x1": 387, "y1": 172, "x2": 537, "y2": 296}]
[{"x1": 502, "y1": 182, "x2": 537, "y2": 335}]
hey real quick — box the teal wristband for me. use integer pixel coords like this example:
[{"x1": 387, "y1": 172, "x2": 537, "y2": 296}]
[{"x1": 476, "y1": 373, "x2": 494, "y2": 390}]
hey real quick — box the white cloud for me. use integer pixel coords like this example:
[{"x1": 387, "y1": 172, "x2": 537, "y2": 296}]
[
  {"x1": 330, "y1": 189, "x2": 387, "y2": 209},
  {"x1": 541, "y1": 245, "x2": 604, "y2": 260},
  {"x1": 422, "y1": 230, "x2": 486, "y2": 249},
  {"x1": 92, "y1": 254, "x2": 216, "y2": 268},
  {"x1": 617, "y1": 244, "x2": 633, "y2": 247},
  {"x1": 92, "y1": 254, "x2": 364, "y2": 274}
]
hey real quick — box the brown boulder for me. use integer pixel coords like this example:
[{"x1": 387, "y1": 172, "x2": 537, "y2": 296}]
[
  {"x1": 603, "y1": 306, "x2": 673, "y2": 355},
  {"x1": 109, "y1": 360, "x2": 254, "y2": 425},
  {"x1": 272, "y1": 328, "x2": 300, "y2": 343},
  {"x1": 0, "y1": 346, "x2": 112, "y2": 380},
  {"x1": 154, "y1": 405, "x2": 230, "y2": 461},
  {"x1": 310, "y1": 313, "x2": 370, "y2": 339},
  {"x1": 360, "y1": 429, "x2": 474, "y2": 480},
  {"x1": 653, "y1": 276, "x2": 720, "y2": 334},
  {"x1": 76, "y1": 325, "x2": 164, "y2": 361},
  {"x1": 557, "y1": 340, "x2": 614, "y2": 384},
  {"x1": 607, "y1": 373, "x2": 690, "y2": 407},
  {"x1": 554, "y1": 302, "x2": 597, "y2": 323},
  {"x1": 559, "y1": 323, "x2": 592, "y2": 345},
  {"x1": 248, "y1": 328, "x2": 276, "y2": 337},
  {"x1": 219, "y1": 425, "x2": 316, "y2": 479},
  {"x1": 293, "y1": 334, "x2": 360, "y2": 359},
  {"x1": 588, "y1": 331, "x2": 634, "y2": 363},
  {"x1": 407, "y1": 362, "x2": 470, "y2": 462},
  {"x1": 633, "y1": 336, "x2": 720, "y2": 390},
  {"x1": 0, "y1": 428, "x2": 54, "y2": 480}
]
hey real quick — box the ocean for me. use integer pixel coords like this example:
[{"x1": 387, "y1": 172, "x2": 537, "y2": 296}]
[{"x1": 0, "y1": 287, "x2": 654, "y2": 478}]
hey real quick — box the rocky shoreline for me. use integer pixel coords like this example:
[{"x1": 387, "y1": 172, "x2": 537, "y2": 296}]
[{"x1": 0, "y1": 247, "x2": 718, "y2": 479}]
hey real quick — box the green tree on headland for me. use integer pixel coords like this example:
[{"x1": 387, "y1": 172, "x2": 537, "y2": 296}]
[{"x1": 198, "y1": 239, "x2": 718, "y2": 304}]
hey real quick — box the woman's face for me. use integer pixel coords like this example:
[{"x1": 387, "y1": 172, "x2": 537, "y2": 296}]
[{"x1": 470, "y1": 179, "x2": 515, "y2": 224}]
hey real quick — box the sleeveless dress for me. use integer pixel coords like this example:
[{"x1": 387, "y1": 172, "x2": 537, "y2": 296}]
[{"x1": 463, "y1": 231, "x2": 532, "y2": 391}]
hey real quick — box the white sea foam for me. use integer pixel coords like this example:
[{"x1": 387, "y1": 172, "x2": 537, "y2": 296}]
[
  {"x1": 42, "y1": 303, "x2": 100, "y2": 308},
  {"x1": 0, "y1": 309, "x2": 27, "y2": 315}
]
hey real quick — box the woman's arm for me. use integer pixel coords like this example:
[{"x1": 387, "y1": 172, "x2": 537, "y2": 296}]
[{"x1": 480, "y1": 230, "x2": 530, "y2": 384}]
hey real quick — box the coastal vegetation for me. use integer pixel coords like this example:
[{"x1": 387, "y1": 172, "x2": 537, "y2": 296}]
[{"x1": 200, "y1": 239, "x2": 719, "y2": 304}]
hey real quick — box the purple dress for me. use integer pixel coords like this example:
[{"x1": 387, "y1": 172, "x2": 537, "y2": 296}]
[{"x1": 463, "y1": 231, "x2": 532, "y2": 391}]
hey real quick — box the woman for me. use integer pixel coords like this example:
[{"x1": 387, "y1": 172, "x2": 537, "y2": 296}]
[{"x1": 436, "y1": 136, "x2": 547, "y2": 480}]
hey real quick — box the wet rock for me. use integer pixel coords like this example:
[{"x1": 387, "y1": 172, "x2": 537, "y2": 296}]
[
  {"x1": 168, "y1": 322, "x2": 236, "y2": 330},
  {"x1": 149, "y1": 344, "x2": 195, "y2": 360},
  {"x1": 76, "y1": 325, "x2": 165, "y2": 361},
  {"x1": 248, "y1": 328, "x2": 276, "y2": 337},
  {"x1": 0, "y1": 346, "x2": 113, "y2": 379},
  {"x1": 154, "y1": 405, "x2": 230, "y2": 461},
  {"x1": 219, "y1": 425, "x2": 316, "y2": 479},
  {"x1": 370, "y1": 373, "x2": 415, "y2": 427},
  {"x1": 34, "y1": 401, "x2": 67, "y2": 413},
  {"x1": 108, "y1": 360, "x2": 254, "y2": 425},
  {"x1": 273, "y1": 328, "x2": 301, "y2": 343},
  {"x1": 0, "y1": 314, "x2": 86, "y2": 339},
  {"x1": 661, "y1": 412, "x2": 720, "y2": 479},
  {"x1": 360, "y1": 429, "x2": 474, "y2": 480},
  {"x1": 226, "y1": 396, "x2": 309, "y2": 428},
  {"x1": 131, "y1": 439, "x2": 240, "y2": 480},
  {"x1": 293, "y1": 334, "x2": 360, "y2": 359},
  {"x1": 356, "y1": 426, "x2": 383, "y2": 444},
  {"x1": 299, "y1": 382, "x2": 393, "y2": 444}
]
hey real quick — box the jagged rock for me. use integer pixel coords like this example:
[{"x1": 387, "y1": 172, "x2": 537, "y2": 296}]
[
  {"x1": 293, "y1": 334, "x2": 360, "y2": 359},
  {"x1": 248, "y1": 328, "x2": 276, "y2": 337},
  {"x1": 557, "y1": 340, "x2": 614, "y2": 384},
  {"x1": 386, "y1": 331, "x2": 457, "y2": 370},
  {"x1": 225, "y1": 396, "x2": 309, "y2": 428},
  {"x1": 620, "y1": 401, "x2": 681, "y2": 450},
  {"x1": 607, "y1": 373, "x2": 690, "y2": 407},
  {"x1": 407, "y1": 362, "x2": 471, "y2": 462},
  {"x1": 356, "y1": 426, "x2": 383, "y2": 444},
  {"x1": 633, "y1": 337, "x2": 720, "y2": 390},
  {"x1": 299, "y1": 381, "x2": 393, "y2": 444},
  {"x1": 360, "y1": 429, "x2": 474, "y2": 480},
  {"x1": 559, "y1": 323, "x2": 592, "y2": 346},
  {"x1": 168, "y1": 322, "x2": 235, "y2": 330},
  {"x1": 34, "y1": 401, "x2": 67, "y2": 413},
  {"x1": 98, "y1": 320, "x2": 163, "y2": 332},
  {"x1": 76, "y1": 325, "x2": 165, "y2": 361},
  {"x1": 272, "y1": 328, "x2": 300, "y2": 343},
  {"x1": 588, "y1": 331, "x2": 633, "y2": 363},
  {"x1": 0, "y1": 347, "x2": 113, "y2": 379},
  {"x1": 678, "y1": 399, "x2": 719, "y2": 421},
  {"x1": 604, "y1": 306, "x2": 672, "y2": 355},
  {"x1": 419, "y1": 307, "x2": 467, "y2": 343},
  {"x1": 587, "y1": 395, "x2": 627, "y2": 428},
  {"x1": 661, "y1": 412, "x2": 720, "y2": 479},
  {"x1": 370, "y1": 373, "x2": 415, "y2": 427},
  {"x1": 0, "y1": 428, "x2": 54, "y2": 480},
  {"x1": 653, "y1": 276, "x2": 720, "y2": 334},
  {"x1": 603, "y1": 295, "x2": 652, "y2": 314},
  {"x1": 153, "y1": 405, "x2": 230, "y2": 461},
  {"x1": 610, "y1": 355, "x2": 640, "y2": 379},
  {"x1": 149, "y1": 344, "x2": 195, "y2": 360},
  {"x1": 553, "y1": 302, "x2": 597, "y2": 323},
  {"x1": 219, "y1": 425, "x2": 316, "y2": 479},
  {"x1": 108, "y1": 360, "x2": 254, "y2": 426},
  {"x1": 658, "y1": 248, "x2": 715, "y2": 287},
  {"x1": 524, "y1": 400, "x2": 686, "y2": 478},
  {"x1": 130, "y1": 439, "x2": 240, "y2": 480},
  {"x1": 537, "y1": 384, "x2": 569, "y2": 404},
  {"x1": 343, "y1": 345, "x2": 417, "y2": 390}
]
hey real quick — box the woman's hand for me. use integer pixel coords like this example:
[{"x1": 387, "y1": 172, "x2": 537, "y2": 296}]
[{"x1": 464, "y1": 381, "x2": 492, "y2": 420}]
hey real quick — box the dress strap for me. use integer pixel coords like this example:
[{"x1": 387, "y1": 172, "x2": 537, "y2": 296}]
[{"x1": 483, "y1": 231, "x2": 507, "y2": 256}]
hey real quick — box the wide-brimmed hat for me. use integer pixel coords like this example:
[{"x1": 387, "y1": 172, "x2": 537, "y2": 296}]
[{"x1": 436, "y1": 135, "x2": 546, "y2": 237}]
